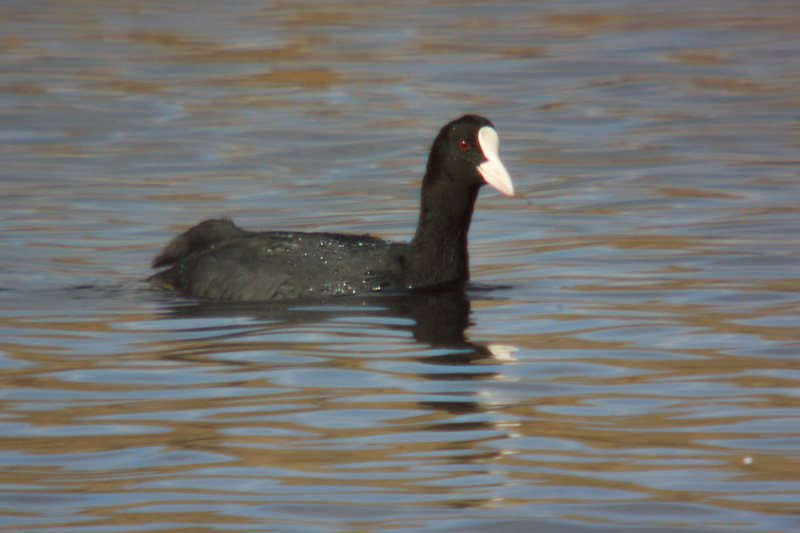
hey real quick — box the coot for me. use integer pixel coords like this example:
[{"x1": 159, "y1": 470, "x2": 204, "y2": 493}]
[{"x1": 150, "y1": 114, "x2": 514, "y2": 301}]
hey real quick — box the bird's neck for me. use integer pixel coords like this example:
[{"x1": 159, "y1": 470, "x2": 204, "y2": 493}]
[{"x1": 408, "y1": 176, "x2": 480, "y2": 286}]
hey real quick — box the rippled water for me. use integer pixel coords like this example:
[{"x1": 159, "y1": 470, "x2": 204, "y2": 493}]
[{"x1": 2, "y1": 1, "x2": 800, "y2": 531}]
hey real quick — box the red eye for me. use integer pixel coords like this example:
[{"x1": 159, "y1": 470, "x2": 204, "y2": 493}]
[{"x1": 458, "y1": 139, "x2": 471, "y2": 150}]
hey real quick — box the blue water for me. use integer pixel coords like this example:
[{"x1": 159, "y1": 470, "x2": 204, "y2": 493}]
[{"x1": 1, "y1": 1, "x2": 799, "y2": 531}]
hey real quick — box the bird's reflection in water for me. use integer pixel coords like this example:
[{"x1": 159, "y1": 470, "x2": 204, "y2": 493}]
[
  {"x1": 158, "y1": 286, "x2": 521, "y2": 495},
  {"x1": 157, "y1": 286, "x2": 513, "y2": 369},
  {"x1": 160, "y1": 284, "x2": 519, "y2": 401}
]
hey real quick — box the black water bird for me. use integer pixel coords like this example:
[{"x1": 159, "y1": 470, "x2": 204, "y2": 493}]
[{"x1": 150, "y1": 115, "x2": 515, "y2": 301}]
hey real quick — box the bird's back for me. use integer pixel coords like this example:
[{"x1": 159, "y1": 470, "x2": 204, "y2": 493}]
[{"x1": 150, "y1": 219, "x2": 407, "y2": 301}]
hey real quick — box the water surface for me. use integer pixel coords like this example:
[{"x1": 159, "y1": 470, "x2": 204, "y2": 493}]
[{"x1": 1, "y1": 1, "x2": 800, "y2": 532}]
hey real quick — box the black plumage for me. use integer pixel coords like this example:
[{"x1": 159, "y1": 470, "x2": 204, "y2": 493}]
[{"x1": 150, "y1": 115, "x2": 514, "y2": 301}]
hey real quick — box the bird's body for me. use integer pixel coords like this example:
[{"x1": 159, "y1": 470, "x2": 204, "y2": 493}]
[
  {"x1": 150, "y1": 115, "x2": 514, "y2": 301},
  {"x1": 152, "y1": 221, "x2": 404, "y2": 300}
]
